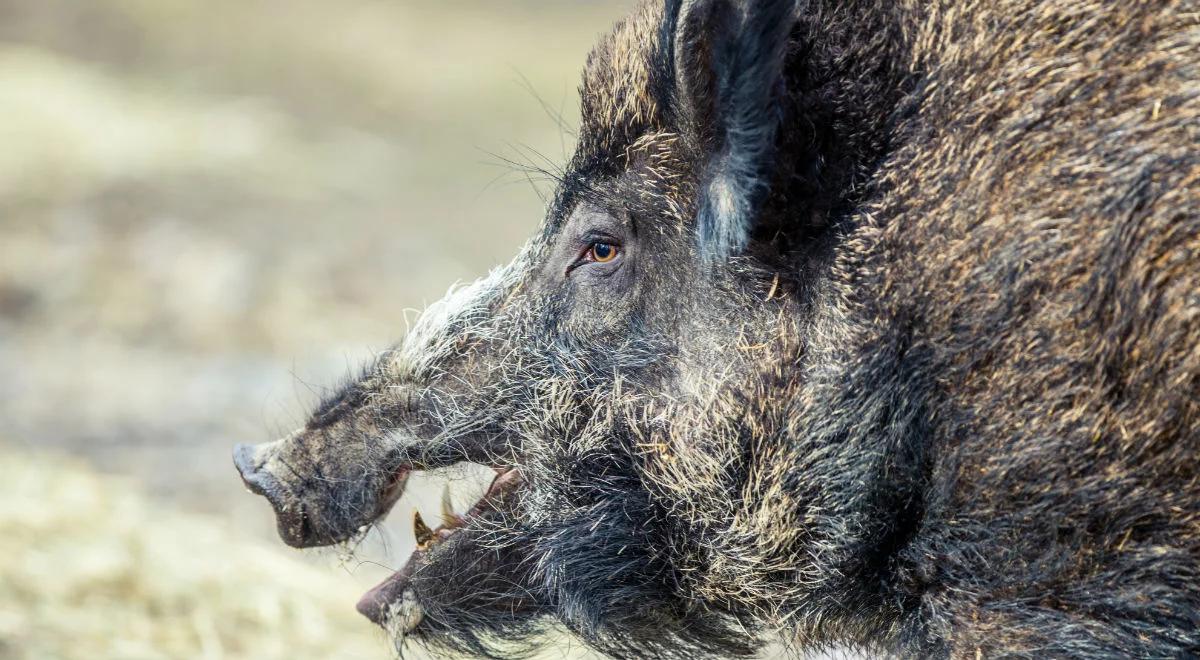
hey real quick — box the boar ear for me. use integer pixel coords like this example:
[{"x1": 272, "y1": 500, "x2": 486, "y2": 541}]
[{"x1": 669, "y1": 0, "x2": 795, "y2": 260}]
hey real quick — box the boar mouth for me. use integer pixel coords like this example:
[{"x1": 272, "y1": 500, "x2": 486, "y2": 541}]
[{"x1": 355, "y1": 466, "x2": 525, "y2": 631}]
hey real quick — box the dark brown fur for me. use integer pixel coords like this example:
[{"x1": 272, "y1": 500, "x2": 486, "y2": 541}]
[{"x1": 236, "y1": 1, "x2": 1200, "y2": 657}]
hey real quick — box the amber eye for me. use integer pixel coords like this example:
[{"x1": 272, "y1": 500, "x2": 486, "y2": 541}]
[{"x1": 588, "y1": 242, "x2": 618, "y2": 263}]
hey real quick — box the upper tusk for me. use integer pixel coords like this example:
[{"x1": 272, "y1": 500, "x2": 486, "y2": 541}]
[{"x1": 413, "y1": 510, "x2": 434, "y2": 547}]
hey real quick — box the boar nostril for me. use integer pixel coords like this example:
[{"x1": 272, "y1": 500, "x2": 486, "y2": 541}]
[
  {"x1": 233, "y1": 443, "x2": 270, "y2": 497},
  {"x1": 233, "y1": 443, "x2": 318, "y2": 548}
]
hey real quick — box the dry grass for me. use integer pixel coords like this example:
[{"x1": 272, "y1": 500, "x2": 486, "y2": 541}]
[{"x1": 0, "y1": 450, "x2": 387, "y2": 660}]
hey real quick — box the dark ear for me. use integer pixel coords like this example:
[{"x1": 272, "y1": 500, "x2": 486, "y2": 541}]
[{"x1": 669, "y1": 0, "x2": 795, "y2": 259}]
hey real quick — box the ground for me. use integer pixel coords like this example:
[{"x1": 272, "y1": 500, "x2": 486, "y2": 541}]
[{"x1": 0, "y1": 450, "x2": 385, "y2": 660}]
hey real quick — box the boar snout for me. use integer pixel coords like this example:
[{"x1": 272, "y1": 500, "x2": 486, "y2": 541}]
[
  {"x1": 234, "y1": 427, "x2": 422, "y2": 550},
  {"x1": 233, "y1": 440, "x2": 324, "y2": 548}
]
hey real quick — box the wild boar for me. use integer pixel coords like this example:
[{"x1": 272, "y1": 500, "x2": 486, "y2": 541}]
[{"x1": 235, "y1": 0, "x2": 1200, "y2": 656}]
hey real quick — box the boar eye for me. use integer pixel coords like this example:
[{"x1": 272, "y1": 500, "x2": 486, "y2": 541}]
[
  {"x1": 588, "y1": 242, "x2": 618, "y2": 263},
  {"x1": 567, "y1": 239, "x2": 623, "y2": 276}
]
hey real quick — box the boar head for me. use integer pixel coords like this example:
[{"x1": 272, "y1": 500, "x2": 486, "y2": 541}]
[{"x1": 236, "y1": 0, "x2": 917, "y2": 656}]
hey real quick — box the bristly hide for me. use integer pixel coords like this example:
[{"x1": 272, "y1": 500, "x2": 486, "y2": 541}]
[{"x1": 235, "y1": 0, "x2": 1200, "y2": 657}]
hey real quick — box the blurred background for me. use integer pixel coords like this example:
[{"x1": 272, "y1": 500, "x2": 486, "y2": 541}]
[{"x1": 0, "y1": 1, "x2": 630, "y2": 658}]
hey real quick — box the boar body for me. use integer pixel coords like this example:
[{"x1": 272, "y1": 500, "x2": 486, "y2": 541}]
[{"x1": 236, "y1": 0, "x2": 1200, "y2": 657}]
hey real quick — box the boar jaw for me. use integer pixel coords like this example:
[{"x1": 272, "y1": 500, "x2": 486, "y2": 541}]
[{"x1": 356, "y1": 467, "x2": 524, "y2": 628}]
